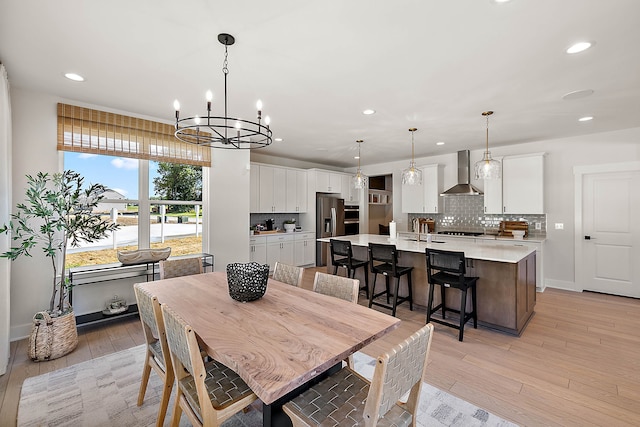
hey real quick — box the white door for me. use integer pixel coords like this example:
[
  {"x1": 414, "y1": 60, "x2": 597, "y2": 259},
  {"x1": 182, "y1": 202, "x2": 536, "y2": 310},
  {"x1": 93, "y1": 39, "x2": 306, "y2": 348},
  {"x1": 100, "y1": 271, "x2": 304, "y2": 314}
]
[{"x1": 581, "y1": 170, "x2": 640, "y2": 297}]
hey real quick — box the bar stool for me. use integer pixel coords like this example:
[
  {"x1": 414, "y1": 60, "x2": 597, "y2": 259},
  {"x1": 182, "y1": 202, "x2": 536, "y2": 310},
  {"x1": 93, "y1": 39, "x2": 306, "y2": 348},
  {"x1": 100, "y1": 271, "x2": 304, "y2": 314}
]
[
  {"x1": 425, "y1": 248, "x2": 478, "y2": 341},
  {"x1": 330, "y1": 239, "x2": 369, "y2": 298},
  {"x1": 367, "y1": 243, "x2": 413, "y2": 317}
]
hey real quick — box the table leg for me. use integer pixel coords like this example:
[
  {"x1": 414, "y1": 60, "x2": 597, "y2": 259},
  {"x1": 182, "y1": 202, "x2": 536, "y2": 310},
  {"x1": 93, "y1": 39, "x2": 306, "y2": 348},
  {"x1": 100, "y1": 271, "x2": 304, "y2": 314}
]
[{"x1": 262, "y1": 362, "x2": 342, "y2": 427}]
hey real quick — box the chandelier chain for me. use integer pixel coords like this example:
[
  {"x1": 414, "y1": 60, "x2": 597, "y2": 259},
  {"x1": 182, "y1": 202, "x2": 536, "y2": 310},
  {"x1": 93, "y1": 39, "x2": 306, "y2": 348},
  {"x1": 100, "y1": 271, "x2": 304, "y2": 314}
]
[{"x1": 222, "y1": 45, "x2": 229, "y2": 75}]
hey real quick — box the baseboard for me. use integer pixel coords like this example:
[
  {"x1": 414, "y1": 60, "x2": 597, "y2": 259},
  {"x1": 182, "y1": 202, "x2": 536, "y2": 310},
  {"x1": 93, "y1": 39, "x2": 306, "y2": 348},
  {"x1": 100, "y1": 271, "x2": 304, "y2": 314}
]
[
  {"x1": 544, "y1": 279, "x2": 579, "y2": 292},
  {"x1": 10, "y1": 322, "x2": 31, "y2": 342}
]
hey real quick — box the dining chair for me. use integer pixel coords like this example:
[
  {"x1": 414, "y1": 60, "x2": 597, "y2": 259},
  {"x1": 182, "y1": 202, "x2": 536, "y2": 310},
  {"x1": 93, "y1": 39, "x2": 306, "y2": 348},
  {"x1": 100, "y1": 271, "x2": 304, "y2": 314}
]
[
  {"x1": 272, "y1": 261, "x2": 305, "y2": 287},
  {"x1": 329, "y1": 239, "x2": 369, "y2": 298},
  {"x1": 161, "y1": 303, "x2": 258, "y2": 427},
  {"x1": 159, "y1": 257, "x2": 203, "y2": 280},
  {"x1": 283, "y1": 323, "x2": 434, "y2": 427},
  {"x1": 134, "y1": 284, "x2": 174, "y2": 427},
  {"x1": 312, "y1": 271, "x2": 360, "y2": 369},
  {"x1": 425, "y1": 248, "x2": 478, "y2": 341}
]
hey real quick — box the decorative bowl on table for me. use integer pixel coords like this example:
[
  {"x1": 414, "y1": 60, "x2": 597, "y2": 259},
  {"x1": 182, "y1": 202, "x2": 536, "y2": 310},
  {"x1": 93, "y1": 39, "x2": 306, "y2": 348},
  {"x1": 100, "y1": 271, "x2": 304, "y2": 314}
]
[
  {"x1": 117, "y1": 247, "x2": 171, "y2": 265},
  {"x1": 226, "y1": 262, "x2": 269, "y2": 302}
]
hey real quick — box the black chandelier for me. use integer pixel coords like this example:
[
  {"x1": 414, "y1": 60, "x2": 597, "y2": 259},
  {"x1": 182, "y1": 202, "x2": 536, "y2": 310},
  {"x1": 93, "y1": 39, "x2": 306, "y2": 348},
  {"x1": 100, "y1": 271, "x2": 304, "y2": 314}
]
[{"x1": 173, "y1": 33, "x2": 273, "y2": 149}]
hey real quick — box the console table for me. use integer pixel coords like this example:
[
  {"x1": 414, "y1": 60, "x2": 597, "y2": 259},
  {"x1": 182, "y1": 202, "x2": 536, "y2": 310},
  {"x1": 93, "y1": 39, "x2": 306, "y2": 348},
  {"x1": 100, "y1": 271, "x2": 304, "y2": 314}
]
[{"x1": 69, "y1": 252, "x2": 214, "y2": 326}]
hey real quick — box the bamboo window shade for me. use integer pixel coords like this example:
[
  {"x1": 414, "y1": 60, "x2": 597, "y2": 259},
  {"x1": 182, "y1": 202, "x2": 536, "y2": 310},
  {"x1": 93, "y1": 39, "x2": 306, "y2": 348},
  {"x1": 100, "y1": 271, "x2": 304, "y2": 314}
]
[{"x1": 57, "y1": 103, "x2": 211, "y2": 167}]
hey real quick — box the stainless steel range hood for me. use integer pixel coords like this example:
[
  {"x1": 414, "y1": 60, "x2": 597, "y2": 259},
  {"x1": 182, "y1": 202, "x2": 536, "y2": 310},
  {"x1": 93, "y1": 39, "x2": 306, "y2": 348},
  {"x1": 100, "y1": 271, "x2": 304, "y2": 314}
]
[{"x1": 440, "y1": 150, "x2": 483, "y2": 196}]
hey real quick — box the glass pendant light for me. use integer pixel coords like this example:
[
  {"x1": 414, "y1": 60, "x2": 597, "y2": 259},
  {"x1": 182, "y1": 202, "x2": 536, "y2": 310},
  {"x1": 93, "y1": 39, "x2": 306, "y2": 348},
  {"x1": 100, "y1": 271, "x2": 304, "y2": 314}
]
[
  {"x1": 402, "y1": 128, "x2": 422, "y2": 185},
  {"x1": 474, "y1": 111, "x2": 502, "y2": 179},
  {"x1": 353, "y1": 139, "x2": 368, "y2": 189}
]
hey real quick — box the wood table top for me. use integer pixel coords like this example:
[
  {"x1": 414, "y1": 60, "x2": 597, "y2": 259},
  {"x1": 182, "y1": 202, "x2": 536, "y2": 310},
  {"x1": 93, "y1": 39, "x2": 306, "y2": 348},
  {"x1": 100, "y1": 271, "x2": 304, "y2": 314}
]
[{"x1": 138, "y1": 271, "x2": 400, "y2": 404}]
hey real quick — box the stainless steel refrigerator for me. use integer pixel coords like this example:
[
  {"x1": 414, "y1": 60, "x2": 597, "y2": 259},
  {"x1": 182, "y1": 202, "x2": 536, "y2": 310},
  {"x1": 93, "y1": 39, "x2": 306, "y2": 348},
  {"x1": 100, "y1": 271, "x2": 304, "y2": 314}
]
[{"x1": 316, "y1": 195, "x2": 345, "y2": 266}]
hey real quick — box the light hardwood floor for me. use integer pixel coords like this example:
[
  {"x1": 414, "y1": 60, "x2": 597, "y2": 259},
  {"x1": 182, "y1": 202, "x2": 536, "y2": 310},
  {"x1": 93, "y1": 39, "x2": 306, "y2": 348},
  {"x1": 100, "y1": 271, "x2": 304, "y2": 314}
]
[{"x1": 2, "y1": 267, "x2": 639, "y2": 426}]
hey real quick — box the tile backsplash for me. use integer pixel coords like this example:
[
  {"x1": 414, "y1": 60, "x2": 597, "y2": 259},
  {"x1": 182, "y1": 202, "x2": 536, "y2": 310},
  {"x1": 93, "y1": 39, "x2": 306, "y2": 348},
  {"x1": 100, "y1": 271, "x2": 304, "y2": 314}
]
[
  {"x1": 250, "y1": 213, "x2": 300, "y2": 231},
  {"x1": 408, "y1": 196, "x2": 546, "y2": 238}
]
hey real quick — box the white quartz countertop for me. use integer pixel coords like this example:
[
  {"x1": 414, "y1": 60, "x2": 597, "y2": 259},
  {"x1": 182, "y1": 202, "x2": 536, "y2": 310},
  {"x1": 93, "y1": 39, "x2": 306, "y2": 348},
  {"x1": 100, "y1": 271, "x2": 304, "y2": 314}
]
[
  {"x1": 397, "y1": 231, "x2": 546, "y2": 243},
  {"x1": 318, "y1": 234, "x2": 536, "y2": 263}
]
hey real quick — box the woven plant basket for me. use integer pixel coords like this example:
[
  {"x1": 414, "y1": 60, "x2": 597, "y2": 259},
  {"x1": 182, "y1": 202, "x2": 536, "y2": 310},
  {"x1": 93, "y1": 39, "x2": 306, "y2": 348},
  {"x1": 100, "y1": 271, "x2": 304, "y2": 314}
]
[{"x1": 28, "y1": 311, "x2": 78, "y2": 362}]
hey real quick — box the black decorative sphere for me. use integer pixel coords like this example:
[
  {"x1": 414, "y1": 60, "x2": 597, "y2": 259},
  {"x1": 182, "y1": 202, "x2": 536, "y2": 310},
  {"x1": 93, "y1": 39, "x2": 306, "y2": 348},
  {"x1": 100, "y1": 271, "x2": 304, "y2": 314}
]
[{"x1": 226, "y1": 262, "x2": 269, "y2": 302}]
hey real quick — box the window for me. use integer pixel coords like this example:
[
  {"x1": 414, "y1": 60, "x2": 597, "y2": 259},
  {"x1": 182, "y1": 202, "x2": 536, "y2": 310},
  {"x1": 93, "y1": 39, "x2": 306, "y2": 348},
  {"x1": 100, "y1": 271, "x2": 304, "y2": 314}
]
[{"x1": 58, "y1": 104, "x2": 208, "y2": 268}]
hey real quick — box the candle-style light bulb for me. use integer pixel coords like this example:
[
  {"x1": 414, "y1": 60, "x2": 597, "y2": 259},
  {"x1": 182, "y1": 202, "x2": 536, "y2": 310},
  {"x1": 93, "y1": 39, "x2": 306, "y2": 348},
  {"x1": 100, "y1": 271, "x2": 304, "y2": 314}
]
[
  {"x1": 173, "y1": 100, "x2": 180, "y2": 120},
  {"x1": 264, "y1": 116, "x2": 271, "y2": 129},
  {"x1": 194, "y1": 115, "x2": 201, "y2": 125},
  {"x1": 235, "y1": 121, "x2": 242, "y2": 140},
  {"x1": 256, "y1": 99, "x2": 263, "y2": 120},
  {"x1": 206, "y1": 90, "x2": 213, "y2": 112}
]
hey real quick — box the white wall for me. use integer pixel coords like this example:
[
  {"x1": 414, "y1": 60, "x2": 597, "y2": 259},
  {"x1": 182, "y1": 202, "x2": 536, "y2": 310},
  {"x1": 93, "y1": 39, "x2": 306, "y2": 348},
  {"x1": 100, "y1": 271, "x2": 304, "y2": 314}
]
[{"x1": 9, "y1": 88, "x2": 60, "y2": 339}]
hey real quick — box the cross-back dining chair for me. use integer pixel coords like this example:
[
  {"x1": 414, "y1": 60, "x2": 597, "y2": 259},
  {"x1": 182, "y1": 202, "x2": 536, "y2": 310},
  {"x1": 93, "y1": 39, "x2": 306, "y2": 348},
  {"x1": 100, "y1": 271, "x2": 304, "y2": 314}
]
[
  {"x1": 283, "y1": 323, "x2": 434, "y2": 427},
  {"x1": 273, "y1": 261, "x2": 305, "y2": 287},
  {"x1": 159, "y1": 257, "x2": 203, "y2": 280},
  {"x1": 161, "y1": 303, "x2": 258, "y2": 427},
  {"x1": 134, "y1": 283, "x2": 174, "y2": 427}
]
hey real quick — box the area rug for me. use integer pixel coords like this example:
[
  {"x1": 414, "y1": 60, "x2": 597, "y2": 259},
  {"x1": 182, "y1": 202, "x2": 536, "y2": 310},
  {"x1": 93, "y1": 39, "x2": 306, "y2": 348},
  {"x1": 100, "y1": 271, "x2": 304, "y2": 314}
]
[{"x1": 18, "y1": 345, "x2": 518, "y2": 426}]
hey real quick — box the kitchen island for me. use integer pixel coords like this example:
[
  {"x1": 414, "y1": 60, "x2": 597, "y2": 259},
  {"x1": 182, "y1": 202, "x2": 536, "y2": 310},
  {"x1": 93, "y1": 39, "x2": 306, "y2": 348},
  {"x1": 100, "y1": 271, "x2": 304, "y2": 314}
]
[{"x1": 319, "y1": 234, "x2": 537, "y2": 335}]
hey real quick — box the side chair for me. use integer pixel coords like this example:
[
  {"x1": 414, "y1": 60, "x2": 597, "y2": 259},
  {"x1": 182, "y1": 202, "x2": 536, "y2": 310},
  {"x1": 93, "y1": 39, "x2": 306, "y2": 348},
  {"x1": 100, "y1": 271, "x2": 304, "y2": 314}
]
[
  {"x1": 273, "y1": 261, "x2": 305, "y2": 287},
  {"x1": 161, "y1": 303, "x2": 258, "y2": 427},
  {"x1": 312, "y1": 271, "x2": 360, "y2": 369},
  {"x1": 159, "y1": 257, "x2": 203, "y2": 280},
  {"x1": 134, "y1": 283, "x2": 174, "y2": 427},
  {"x1": 283, "y1": 323, "x2": 435, "y2": 427}
]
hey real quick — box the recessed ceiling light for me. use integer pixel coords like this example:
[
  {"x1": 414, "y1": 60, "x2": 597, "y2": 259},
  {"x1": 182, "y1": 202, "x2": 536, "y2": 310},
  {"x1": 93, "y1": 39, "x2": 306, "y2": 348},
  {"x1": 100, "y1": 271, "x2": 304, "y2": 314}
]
[
  {"x1": 566, "y1": 42, "x2": 593, "y2": 54},
  {"x1": 562, "y1": 89, "x2": 594, "y2": 100},
  {"x1": 362, "y1": 109, "x2": 376, "y2": 115},
  {"x1": 436, "y1": 141, "x2": 445, "y2": 146},
  {"x1": 275, "y1": 138, "x2": 283, "y2": 142},
  {"x1": 354, "y1": 155, "x2": 360, "y2": 159},
  {"x1": 578, "y1": 116, "x2": 594, "y2": 122},
  {"x1": 64, "y1": 73, "x2": 85, "y2": 82},
  {"x1": 493, "y1": 0, "x2": 513, "y2": 3}
]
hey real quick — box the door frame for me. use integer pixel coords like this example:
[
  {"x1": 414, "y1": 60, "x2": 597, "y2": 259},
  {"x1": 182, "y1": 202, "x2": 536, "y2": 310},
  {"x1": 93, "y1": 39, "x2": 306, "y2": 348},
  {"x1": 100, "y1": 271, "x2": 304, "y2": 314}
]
[{"x1": 574, "y1": 161, "x2": 640, "y2": 292}]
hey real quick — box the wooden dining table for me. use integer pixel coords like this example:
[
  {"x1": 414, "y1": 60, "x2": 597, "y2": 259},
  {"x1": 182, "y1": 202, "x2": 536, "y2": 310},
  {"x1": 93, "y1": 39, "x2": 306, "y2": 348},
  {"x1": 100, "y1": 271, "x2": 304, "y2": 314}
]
[{"x1": 138, "y1": 271, "x2": 400, "y2": 426}]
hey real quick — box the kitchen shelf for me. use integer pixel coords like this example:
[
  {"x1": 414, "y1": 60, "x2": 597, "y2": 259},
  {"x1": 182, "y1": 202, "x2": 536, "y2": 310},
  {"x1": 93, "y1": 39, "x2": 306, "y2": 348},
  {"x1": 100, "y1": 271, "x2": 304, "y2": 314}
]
[{"x1": 368, "y1": 189, "x2": 392, "y2": 205}]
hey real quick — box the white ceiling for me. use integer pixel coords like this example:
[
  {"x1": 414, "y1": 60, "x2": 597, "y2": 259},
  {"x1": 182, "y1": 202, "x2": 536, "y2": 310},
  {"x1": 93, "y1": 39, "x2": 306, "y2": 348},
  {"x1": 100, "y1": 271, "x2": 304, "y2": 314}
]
[{"x1": 1, "y1": 0, "x2": 639, "y2": 168}]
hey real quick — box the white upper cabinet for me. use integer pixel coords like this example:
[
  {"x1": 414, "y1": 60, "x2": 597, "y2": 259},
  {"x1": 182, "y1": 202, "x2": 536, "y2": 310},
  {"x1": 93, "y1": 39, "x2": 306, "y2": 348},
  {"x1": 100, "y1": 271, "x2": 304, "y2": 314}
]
[
  {"x1": 482, "y1": 156, "x2": 503, "y2": 214},
  {"x1": 251, "y1": 163, "x2": 307, "y2": 213},
  {"x1": 401, "y1": 164, "x2": 443, "y2": 213},
  {"x1": 502, "y1": 153, "x2": 545, "y2": 214},
  {"x1": 423, "y1": 165, "x2": 443, "y2": 213},
  {"x1": 314, "y1": 170, "x2": 342, "y2": 193},
  {"x1": 258, "y1": 165, "x2": 287, "y2": 213},
  {"x1": 286, "y1": 169, "x2": 308, "y2": 213},
  {"x1": 250, "y1": 165, "x2": 260, "y2": 213},
  {"x1": 341, "y1": 173, "x2": 361, "y2": 204}
]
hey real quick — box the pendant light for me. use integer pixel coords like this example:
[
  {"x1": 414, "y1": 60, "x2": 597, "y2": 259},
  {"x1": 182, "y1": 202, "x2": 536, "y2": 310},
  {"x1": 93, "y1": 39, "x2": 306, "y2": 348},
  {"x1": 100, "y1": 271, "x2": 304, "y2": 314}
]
[
  {"x1": 402, "y1": 128, "x2": 422, "y2": 185},
  {"x1": 474, "y1": 111, "x2": 502, "y2": 179},
  {"x1": 353, "y1": 139, "x2": 368, "y2": 189}
]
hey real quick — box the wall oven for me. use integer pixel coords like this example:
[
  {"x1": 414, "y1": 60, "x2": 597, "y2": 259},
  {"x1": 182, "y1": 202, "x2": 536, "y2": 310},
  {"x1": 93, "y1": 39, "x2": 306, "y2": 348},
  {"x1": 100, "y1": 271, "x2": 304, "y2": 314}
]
[{"x1": 344, "y1": 204, "x2": 360, "y2": 235}]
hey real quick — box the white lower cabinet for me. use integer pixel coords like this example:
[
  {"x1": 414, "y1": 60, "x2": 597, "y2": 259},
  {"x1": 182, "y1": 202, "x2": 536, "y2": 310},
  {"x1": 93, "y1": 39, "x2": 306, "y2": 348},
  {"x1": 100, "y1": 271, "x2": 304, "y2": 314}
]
[
  {"x1": 294, "y1": 232, "x2": 315, "y2": 266},
  {"x1": 266, "y1": 234, "x2": 294, "y2": 271},
  {"x1": 250, "y1": 236, "x2": 267, "y2": 264}
]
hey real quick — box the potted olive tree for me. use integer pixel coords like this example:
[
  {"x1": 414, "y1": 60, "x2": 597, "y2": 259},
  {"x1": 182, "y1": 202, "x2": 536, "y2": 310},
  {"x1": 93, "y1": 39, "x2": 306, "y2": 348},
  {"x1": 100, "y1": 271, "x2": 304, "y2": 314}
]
[{"x1": 0, "y1": 170, "x2": 119, "y2": 361}]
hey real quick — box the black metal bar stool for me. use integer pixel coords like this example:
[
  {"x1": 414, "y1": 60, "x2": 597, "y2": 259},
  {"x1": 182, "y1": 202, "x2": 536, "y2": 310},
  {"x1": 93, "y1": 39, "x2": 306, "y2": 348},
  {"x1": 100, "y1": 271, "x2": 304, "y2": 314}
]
[
  {"x1": 367, "y1": 243, "x2": 413, "y2": 317},
  {"x1": 425, "y1": 248, "x2": 478, "y2": 341},
  {"x1": 329, "y1": 239, "x2": 369, "y2": 298}
]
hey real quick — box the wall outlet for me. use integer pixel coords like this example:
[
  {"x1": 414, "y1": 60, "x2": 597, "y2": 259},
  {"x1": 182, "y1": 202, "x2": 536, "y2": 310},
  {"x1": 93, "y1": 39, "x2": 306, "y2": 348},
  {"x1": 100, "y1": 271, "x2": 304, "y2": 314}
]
[
  {"x1": 535, "y1": 222, "x2": 541, "y2": 230},
  {"x1": 555, "y1": 223, "x2": 564, "y2": 230}
]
